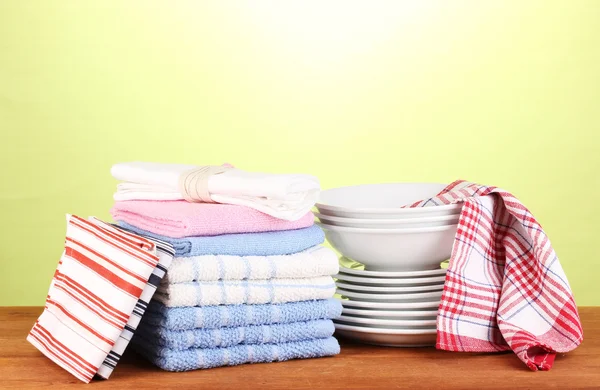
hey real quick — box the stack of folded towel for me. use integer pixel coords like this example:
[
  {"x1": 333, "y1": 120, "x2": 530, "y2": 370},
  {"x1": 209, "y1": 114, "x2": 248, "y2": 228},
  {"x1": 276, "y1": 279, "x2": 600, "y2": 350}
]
[{"x1": 109, "y1": 162, "x2": 342, "y2": 372}]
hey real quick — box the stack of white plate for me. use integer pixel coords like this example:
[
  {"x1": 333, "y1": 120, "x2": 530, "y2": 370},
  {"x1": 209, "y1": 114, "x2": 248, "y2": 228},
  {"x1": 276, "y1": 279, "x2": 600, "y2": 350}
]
[
  {"x1": 315, "y1": 183, "x2": 460, "y2": 347},
  {"x1": 333, "y1": 261, "x2": 446, "y2": 347}
]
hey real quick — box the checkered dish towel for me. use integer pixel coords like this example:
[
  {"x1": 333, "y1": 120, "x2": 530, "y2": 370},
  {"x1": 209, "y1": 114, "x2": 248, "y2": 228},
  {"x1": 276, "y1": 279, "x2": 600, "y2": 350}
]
[{"x1": 407, "y1": 180, "x2": 583, "y2": 371}]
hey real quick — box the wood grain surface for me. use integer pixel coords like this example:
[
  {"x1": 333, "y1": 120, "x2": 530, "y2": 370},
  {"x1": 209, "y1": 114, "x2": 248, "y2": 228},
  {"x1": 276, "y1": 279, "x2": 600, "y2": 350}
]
[{"x1": 1, "y1": 307, "x2": 599, "y2": 389}]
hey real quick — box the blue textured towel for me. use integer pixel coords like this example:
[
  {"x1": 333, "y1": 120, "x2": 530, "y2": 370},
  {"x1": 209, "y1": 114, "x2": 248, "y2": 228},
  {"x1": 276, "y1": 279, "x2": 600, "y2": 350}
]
[
  {"x1": 131, "y1": 336, "x2": 340, "y2": 372},
  {"x1": 144, "y1": 299, "x2": 343, "y2": 331},
  {"x1": 136, "y1": 319, "x2": 335, "y2": 350},
  {"x1": 118, "y1": 222, "x2": 325, "y2": 257}
]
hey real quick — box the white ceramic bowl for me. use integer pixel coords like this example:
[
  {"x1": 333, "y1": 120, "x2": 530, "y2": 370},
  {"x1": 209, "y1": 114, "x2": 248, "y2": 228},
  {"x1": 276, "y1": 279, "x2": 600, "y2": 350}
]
[
  {"x1": 318, "y1": 223, "x2": 457, "y2": 271},
  {"x1": 316, "y1": 183, "x2": 462, "y2": 219},
  {"x1": 315, "y1": 212, "x2": 459, "y2": 229}
]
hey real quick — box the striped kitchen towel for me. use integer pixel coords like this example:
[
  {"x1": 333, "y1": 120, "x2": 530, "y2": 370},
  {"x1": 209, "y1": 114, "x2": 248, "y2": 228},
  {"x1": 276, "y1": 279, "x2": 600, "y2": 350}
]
[
  {"x1": 408, "y1": 180, "x2": 583, "y2": 371},
  {"x1": 96, "y1": 222, "x2": 175, "y2": 379},
  {"x1": 163, "y1": 246, "x2": 338, "y2": 284},
  {"x1": 26, "y1": 215, "x2": 159, "y2": 383}
]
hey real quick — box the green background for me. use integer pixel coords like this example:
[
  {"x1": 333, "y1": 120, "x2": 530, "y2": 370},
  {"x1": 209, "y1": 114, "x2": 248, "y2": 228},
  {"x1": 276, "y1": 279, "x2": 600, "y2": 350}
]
[{"x1": 1, "y1": 1, "x2": 598, "y2": 306}]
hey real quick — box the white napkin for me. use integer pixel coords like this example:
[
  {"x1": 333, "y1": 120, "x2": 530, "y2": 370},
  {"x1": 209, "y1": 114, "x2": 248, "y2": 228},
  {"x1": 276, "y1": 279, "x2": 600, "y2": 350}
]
[{"x1": 111, "y1": 162, "x2": 320, "y2": 221}]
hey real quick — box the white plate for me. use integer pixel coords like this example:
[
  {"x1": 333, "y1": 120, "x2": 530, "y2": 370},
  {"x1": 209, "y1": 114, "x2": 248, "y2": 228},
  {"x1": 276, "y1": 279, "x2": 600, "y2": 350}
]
[
  {"x1": 342, "y1": 307, "x2": 438, "y2": 320},
  {"x1": 337, "y1": 288, "x2": 443, "y2": 303},
  {"x1": 335, "y1": 273, "x2": 446, "y2": 287},
  {"x1": 315, "y1": 212, "x2": 459, "y2": 229},
  {"x1": 334, "y1": 323, "x2": 437, "y2": 347},
  {"x1": 335, "y1": 281, "x2": 443, "y2": 293},
  {"x1": 335, "y1": 315, "x2": 436, "y2": 328},
  {"x1": 319, "y1": 223, "x2": 457, "y2": 271},
  {"x1": 338, "y1": 298, "x2": 440, "y2": 311},
  {"x1": 316, "y1": 183, "x2": 463, "y2": 219},
  {"x1": 339, "y1": 263, "x2": 448, "y2": 278}
]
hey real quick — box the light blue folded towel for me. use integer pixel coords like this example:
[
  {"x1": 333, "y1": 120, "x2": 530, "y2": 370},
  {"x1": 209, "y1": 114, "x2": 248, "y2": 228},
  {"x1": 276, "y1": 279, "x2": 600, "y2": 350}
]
[
  {"x1": 144, "y1": 298, "x2": 343, "y2": 331},
  {"x1": 136, "y1": 319, "x2": 335, "y2": 350},
  {"x1": 131, "y1": 336, "x2": 340, "y2": 372},
  {"x1": 118, "y1": 222, "x2": 325, "y2": 257}
]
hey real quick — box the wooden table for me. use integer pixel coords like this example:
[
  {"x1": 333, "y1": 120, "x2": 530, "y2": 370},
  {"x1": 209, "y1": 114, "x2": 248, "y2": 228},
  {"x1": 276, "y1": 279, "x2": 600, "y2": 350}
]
[{"x1": 1, "y1": 307, "x2": 599, "y2": 389}]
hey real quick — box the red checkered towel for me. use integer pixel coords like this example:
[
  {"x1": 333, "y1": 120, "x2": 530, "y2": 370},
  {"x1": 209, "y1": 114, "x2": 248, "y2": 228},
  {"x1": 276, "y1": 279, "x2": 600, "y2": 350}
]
[{"x1": 407, "y1": 180, "x2": 583, "y2": 370}]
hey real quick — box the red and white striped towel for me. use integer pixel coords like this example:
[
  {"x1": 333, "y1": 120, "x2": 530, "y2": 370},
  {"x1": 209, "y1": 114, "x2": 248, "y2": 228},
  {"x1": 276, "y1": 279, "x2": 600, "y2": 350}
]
[
  {"x1": 408, "y1": 180, "x2": 583, "y2": 370},
  {"x1": 27, "y1": 215, "x2": 158, "y2": 382}
]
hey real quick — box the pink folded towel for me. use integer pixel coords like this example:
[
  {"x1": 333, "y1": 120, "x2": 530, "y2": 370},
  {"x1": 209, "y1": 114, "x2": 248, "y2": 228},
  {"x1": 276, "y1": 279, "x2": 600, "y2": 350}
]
[{"x1": 111, "y1": 201, "x2": 314, "y2": 238}]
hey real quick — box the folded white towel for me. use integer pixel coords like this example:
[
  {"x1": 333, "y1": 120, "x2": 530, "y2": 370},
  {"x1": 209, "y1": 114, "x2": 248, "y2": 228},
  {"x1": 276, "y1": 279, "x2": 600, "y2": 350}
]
[
  {"x1": 155, "y1": 276, "x2": 336, "y2": 307},
  {"x1": 111, "y1": 162, "x2": 320, "y2": 221},
  {"x1": 163, "y1": 246, "x2": 339, "y2": 284}
]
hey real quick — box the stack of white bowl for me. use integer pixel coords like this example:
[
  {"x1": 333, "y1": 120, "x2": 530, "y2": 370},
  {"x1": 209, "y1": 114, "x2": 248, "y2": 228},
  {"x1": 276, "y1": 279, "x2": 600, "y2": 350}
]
[{"x1": 315, "y1": 183, "x2": 462, "y2": 347}]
